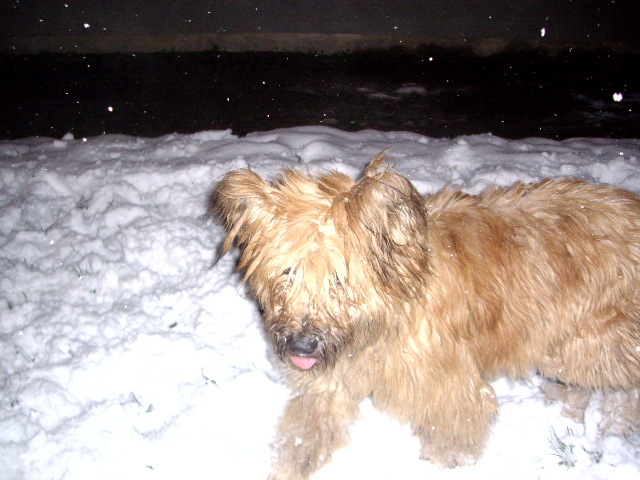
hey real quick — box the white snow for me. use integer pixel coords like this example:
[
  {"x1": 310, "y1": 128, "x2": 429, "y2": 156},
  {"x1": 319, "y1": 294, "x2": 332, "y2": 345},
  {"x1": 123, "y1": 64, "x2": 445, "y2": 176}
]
[{"x1": 1, "y1": 126, "x2": 639, "y2": 479}]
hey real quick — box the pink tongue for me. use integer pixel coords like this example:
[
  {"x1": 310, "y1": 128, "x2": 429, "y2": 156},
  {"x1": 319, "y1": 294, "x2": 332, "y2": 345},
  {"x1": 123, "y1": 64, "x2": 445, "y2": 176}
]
[{"x1": 290, "y1": 356, "x2": 318, "y2": 370}]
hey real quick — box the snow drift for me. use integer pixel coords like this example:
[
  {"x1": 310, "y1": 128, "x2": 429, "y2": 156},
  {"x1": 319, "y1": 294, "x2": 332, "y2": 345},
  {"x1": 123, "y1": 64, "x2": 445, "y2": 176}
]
[{"x1": 1, "y1": 126, "x2": 639, "y2": 479}]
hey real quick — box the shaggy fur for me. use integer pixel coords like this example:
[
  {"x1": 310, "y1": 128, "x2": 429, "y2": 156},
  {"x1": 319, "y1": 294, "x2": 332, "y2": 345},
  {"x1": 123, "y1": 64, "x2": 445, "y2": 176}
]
[{"x1": 211, "y1": 154, "x2": 640, "y2": 479}]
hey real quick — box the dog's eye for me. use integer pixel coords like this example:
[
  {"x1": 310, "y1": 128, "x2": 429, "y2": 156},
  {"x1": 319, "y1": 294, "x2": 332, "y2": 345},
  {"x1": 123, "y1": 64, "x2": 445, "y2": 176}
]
[
  {"x1": 334, "y1": 274, "x2": 343, "y2": 287},
  {"x1": 282, "y1": 268, "x2": 291, "y2": 276}
]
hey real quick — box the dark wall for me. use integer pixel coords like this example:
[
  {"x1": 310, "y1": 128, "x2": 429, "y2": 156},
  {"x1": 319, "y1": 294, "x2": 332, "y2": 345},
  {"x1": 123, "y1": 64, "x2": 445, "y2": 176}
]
[{"x1": 2, "y1": 0, "x2": 638, "y2": 52}]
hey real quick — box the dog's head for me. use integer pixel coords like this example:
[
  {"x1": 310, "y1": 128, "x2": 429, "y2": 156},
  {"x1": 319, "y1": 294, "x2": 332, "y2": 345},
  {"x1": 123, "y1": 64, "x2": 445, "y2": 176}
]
[{"x1": 211, "y1": 154, "x2": 430, "y2": 372}]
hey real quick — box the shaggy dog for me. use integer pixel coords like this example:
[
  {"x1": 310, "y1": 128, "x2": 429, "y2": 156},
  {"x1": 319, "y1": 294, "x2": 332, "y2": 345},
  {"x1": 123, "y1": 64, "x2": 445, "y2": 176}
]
[{"x1": 212, "y1": 154, "x2": 640, "y2": 479}]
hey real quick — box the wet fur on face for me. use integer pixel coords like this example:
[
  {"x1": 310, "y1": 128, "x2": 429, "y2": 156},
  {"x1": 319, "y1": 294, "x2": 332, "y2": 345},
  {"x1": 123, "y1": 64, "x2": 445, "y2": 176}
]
[
  {"x1": 212, "y1": 156, "x2": 430, "y2": 371},
  {"x1": 211, "y1": 154, "x2": 640, "y2": 479}
]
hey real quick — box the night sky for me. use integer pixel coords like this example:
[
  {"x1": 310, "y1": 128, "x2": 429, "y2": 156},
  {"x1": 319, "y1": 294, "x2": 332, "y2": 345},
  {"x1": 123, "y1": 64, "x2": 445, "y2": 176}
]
[{"x1": 2, "y1": 1, "x2": 638, "y2": 44}]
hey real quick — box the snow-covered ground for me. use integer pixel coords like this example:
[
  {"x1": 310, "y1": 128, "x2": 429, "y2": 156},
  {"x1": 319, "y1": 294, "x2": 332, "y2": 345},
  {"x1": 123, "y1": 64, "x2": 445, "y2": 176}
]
[{"x1": 1, "y1": 126, "x2": 639, "y2": 480}]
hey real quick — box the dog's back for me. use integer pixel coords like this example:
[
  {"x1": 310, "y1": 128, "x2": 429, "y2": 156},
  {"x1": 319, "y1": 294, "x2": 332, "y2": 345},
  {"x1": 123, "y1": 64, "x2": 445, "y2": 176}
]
[{"x1": 423, "y1": 178, "x2": 640, "y2": 388}]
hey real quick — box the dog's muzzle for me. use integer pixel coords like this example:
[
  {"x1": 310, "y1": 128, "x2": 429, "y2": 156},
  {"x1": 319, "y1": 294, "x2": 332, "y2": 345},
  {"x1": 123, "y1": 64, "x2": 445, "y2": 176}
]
[{"x1": 285, "y1": 331, "x2": 319, "y2": 370}]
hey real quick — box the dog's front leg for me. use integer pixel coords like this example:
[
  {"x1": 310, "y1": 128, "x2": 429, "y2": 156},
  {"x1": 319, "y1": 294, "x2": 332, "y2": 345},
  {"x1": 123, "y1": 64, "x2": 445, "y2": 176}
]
[
  {"x1": 268, "y1": 388, "x2": 360, "y2": 480},
  {"x1": 414, "y1": 377, "x2": 498, "y2": 468}
]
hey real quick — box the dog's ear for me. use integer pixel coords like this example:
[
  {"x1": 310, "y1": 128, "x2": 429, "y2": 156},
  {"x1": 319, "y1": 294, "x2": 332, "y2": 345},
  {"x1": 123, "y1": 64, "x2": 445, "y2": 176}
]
[
  {"x1": 209, "y1": 169, "x2": 274, "y2": 254},
  {"x1": 344, "y1": 153, "x2": 430, "y2": 298}
]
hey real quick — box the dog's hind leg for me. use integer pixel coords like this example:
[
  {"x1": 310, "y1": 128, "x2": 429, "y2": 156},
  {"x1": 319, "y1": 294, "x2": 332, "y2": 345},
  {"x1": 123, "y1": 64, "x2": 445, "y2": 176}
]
[
  {"x1": 268, "y1": 385, "x2": 361, "y2": 480},
  {"x1": 538, "y1": 311, "x2": 640, "y2": 389}
]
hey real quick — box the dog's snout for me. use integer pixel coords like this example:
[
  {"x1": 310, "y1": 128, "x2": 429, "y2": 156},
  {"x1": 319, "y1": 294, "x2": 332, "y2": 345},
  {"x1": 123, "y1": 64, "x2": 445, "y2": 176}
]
[{"x1": 286, "y1": 332, "x2": 319, "y2": 355}]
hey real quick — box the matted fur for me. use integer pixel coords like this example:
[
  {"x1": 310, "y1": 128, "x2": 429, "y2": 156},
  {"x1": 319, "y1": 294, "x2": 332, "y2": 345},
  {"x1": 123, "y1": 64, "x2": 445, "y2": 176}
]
[{"x1": 212, "y1": 154, "x2": 640, "y2": 479}]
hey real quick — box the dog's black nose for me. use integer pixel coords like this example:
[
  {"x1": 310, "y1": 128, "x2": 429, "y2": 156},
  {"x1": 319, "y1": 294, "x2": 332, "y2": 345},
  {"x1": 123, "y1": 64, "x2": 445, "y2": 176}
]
[{"x1": 285, "y1": 332, "x2": 319, "y2": 355}]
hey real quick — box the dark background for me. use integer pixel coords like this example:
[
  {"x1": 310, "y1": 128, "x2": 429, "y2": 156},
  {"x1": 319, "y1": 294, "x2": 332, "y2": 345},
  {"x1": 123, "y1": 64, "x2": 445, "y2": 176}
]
[
  {"x1": 1, "y1": 1, "x2": 639, "y2": 140},
  {"x1": 2, "y1": 1, "x2": 639, "y2": 47}
]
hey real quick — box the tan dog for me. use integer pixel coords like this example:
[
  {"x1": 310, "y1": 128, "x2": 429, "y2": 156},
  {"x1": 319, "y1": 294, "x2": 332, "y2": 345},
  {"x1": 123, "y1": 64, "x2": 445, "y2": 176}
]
[{"x1": 212, "y1": 154, "x2": 640, "y2": 479}]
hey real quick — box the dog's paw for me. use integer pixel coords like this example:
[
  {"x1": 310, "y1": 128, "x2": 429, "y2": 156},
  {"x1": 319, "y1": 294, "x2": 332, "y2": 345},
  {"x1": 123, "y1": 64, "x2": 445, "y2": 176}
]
[
  {"x1": 419, "y1": 444, "x2": 480, "y2": 468},
  {"x1": 267, "y1": 465, "x2": 311, "y2": 480},
  {"x1": 267, "y1": 471, "x2": 307, "y2": 480},
  {"x1": 268, "y1": 440, "x2": 318, "y2": 480}
]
